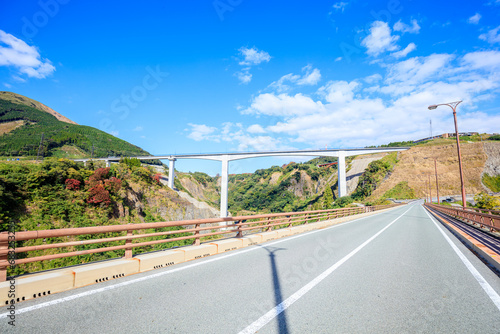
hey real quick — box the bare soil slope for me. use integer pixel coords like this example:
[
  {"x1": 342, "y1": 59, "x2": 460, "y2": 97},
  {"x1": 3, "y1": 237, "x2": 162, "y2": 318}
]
[{"x1": 370, "y1": 141, "x2": 489, "y2": 199}]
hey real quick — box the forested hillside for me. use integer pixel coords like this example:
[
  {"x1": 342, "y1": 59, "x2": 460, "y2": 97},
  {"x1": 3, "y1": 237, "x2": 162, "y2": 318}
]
[{"x1": 0, "y1": 96, "x2": 150, "y2": 159}]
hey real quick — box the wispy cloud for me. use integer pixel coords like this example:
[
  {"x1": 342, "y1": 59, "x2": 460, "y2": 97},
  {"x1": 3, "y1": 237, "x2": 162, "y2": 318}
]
[
  {"x1": 238, "y1": 47, "x2": 271, "y2": 66},
  {"x1": 0, "y1": 30, "x2": 55, "y2": 79},
  {"x1": 267, "y1": 65, "x2": 321, "y2": 92},
  {"x1": 479, "y1": 25, "x2": 500, "y2": 44},
  {"x1": 332, "y1": 2, "x2": 348, "y2": 12},
  {"x1": 393, "y1": 19, "x2": 421, "y2": 34},
  {"x1": 235, "y1": 46, "x2": 271, "y2": 84},
  {"x1": 362, "y1": 21, "x2": 399, "y2": 56},
  {"x1": 391, "y1": 43, "x2": 417, "y2": 59},
  {"x1": 467, "y1": 13, "x2": 481, "y2": 24}
]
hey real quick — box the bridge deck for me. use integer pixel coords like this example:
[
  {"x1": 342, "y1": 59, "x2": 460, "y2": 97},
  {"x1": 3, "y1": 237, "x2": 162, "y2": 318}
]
[{"x1": 2, "y1": 203, "x2": 500, "y2": 333}]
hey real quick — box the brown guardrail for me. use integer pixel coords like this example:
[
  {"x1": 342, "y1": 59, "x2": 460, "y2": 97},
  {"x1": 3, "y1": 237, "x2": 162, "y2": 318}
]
[
  {"x1": 0, "y1": 204, "x2": 401, "y2": 281},
  {"x1": 425, "y1": 203, "x2": 500, "y2": 234}
]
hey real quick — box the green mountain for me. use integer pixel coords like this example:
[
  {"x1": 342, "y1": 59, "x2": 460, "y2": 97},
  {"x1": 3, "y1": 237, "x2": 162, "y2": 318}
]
[{"x1": 0, "y1": 92, "x2": 151, "y2": 159}]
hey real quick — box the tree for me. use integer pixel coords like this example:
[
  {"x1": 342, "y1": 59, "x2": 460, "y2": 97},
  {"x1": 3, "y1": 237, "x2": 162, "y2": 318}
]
[
  {"x1": 323, "y1": 186, "x2": 334, "y2": 209},
  {"x1": 474, "y1": 192, "x2": 500, "y2": 210}
]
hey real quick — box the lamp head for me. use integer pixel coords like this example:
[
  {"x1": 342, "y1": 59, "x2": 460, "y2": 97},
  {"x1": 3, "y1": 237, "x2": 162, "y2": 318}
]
[{"x1": 428, "y1": 105, "x2": 438, "y2": 110}]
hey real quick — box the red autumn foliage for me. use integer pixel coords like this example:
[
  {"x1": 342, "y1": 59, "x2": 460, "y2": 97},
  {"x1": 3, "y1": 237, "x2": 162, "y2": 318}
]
[
  {"x1": 104, "y1": 177, "x2": 122, "y2": 193},
  {"x1": 153, "y1": 173, "x2": 161, "y2": 184},
  {"x1": 87, "y1": 183, "x2": 111, "y2": 205},
  {"x1": 65, "y1": 178, "x2": 81, "y2": 190},
  {"x1": 88, "y1": 167, "x2": 110, "y2": 187}
]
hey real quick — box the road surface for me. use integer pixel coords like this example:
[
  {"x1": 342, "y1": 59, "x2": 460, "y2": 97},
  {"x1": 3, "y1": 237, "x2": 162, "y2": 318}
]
[{"x1": 1, "y1": 202, "x2": 500, "y2": 333}]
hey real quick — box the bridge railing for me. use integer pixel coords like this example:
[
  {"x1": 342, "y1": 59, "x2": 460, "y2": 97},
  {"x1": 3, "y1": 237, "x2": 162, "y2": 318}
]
[
  {"x1": 425, "y1": 203, "x2": 500, "y2": 233},
  {"x1": 0, "y1": 204, "x2": 400, "y2": 281}
]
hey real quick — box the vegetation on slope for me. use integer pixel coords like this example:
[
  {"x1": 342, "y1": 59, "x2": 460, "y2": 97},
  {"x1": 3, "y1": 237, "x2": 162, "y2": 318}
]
[
  {"x1": 482, "y1": 173, "x2": 500, "y2": 193},
  {"x1": 0, "y1": 158, "x2": 192, "y2": 276},
  {"x1": 0, "y1": 99, "x2": 151, "y2": 159}
]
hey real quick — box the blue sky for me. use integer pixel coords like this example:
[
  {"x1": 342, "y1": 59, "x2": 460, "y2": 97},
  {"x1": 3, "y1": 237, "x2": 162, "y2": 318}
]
[{"x1": 1, "y1": 0, "x2": 500, "y2": 175}]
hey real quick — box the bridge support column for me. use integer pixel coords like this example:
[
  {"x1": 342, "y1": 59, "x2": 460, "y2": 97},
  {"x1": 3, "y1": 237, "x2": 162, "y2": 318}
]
[
  {"x1": 338, "y1": 151, "x2": 347, "y2": 198},
  {"x1": 105, "y1": 160, "x2": 110, "y2": 168},
  {"x1": 220, "y1": 156, "x2": 229, "y2": 218},
  {"x1": 168, "y1": 158, "x2": 176, "y2": 190}
]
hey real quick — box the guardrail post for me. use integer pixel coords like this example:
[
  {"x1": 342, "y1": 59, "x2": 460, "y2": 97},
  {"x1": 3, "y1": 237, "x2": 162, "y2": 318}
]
[
  {"x1": 194, "y1": 224, "x2": 201, "y2": 245},
  {"x1": 305, "y1": 213, "x2": 309, "y2": 224},
  {"x1": 236, "y1": 220, "x2": 243, "y2": 238},
  {"x1": 287, "y1": 216, "x2": 292, "y2": 227},
  {"x1": 0, "y1": 234, "x2": 8, "y2": 282},
  {"x1": 266, "y1": 217, "x2": 272, "y2": 232},
  {"x1": 125, "y1": 229, "x2": 133, "y2": 259}
]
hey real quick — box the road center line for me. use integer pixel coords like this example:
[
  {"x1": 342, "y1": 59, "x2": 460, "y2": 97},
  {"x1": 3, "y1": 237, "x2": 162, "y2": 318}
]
[
  {"x1": 0, "y1": 207, "x2": 402, "y2": 318},
  {"x1": 238, "y1": 206, "x2": 412, "y2": 334},
  {"x1": 423, "y1": 207, "x2": 500, "y2": 312}
]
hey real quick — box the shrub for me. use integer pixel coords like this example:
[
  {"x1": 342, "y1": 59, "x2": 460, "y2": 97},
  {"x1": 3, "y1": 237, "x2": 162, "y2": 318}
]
[
  {"x1": 87, "y1": 183, "x2": 111, "y2": 205},
  {"x1": 65, "y1": 178, "x2": 81, "y2": 190},
  {"x1": 474, "y1": 192, "x2": 500, "y2": 210}
]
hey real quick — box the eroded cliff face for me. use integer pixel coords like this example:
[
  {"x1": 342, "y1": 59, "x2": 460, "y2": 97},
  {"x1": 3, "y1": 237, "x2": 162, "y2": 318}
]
[
  {"x1": 483, "y1": 142, "x2": 500, "y2": 177},
  {"x1": 369, "y1": 142, "x2": 493, "y2": 199}
]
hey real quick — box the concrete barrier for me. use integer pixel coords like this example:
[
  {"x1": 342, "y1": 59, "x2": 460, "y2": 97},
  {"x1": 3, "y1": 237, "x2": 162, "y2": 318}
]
[
  {"x1": 256, "y1": 231, "x2": 278, "y2": 243},
  {"x1": 210, "y1": 239, "x2": 243, "y2": 254},
  {"x1": 0, "y1": 206, "x2": 400, "y2": 307},
  {"x1": 238, "y1": 235, "x2": 262, "y2": 247},
  {"x1": 73, "y1": 259, "x2": 139, "y2": 288},
  {"x1": 1, "y1": 269, "x2": 74, "y2": 305},
  {"x1": 178, "y1": 244, "x2": 217, "y2": 261},
  {"x1": 275, "y1": 229, "x2": 292, "y2": 238},
  {"x1": 135, "y1": 250, "x2": 186, "y2": 272}
]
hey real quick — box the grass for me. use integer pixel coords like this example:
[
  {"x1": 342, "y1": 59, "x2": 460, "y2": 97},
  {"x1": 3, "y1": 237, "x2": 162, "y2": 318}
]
[
  {"x1": 382, "y1": 181, "x2": 416, "y2": 200},
  {"x1": 482, "y1": 173, "x2": 500, "y2": 192}
]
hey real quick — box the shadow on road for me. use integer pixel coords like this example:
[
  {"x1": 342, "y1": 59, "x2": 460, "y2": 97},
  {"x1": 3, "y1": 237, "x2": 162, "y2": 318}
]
[{"x1": 263, "y1": 246, "x2": 290, "y2": 334}]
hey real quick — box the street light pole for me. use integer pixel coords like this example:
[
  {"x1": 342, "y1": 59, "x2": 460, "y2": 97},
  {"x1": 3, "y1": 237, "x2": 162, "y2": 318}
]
[
  {"x1": 434, "y1": 158, "x2": 440, "y2": 204},
  {"x1": 428, "y1": 101, "x2": 466, "y2": 208}
]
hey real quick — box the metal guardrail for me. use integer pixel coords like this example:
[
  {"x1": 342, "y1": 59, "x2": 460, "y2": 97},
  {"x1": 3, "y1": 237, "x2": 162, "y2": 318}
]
[
  {"x1": 0, "y1": 204, "x2": 401, "y2": 281},
  {"x1": 425, "y1": 203, "x2": 500, "y2": 233}
]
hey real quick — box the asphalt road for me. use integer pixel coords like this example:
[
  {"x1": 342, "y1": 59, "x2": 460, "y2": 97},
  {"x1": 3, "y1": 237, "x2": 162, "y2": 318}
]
[{"x1": 2, "y1": 202, "x2": 500, "y2": 333}]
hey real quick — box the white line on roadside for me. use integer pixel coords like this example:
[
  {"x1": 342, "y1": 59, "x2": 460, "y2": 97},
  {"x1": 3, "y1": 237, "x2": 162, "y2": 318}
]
[
  {"x1": 238, "y1": 206, "x2": 413, "y2": 334},
  {"x1": 424, "y1": 208, "x2": 500, "y2": 311},
  {"x1": 0, "y1": 206, "x2": 407, "y2": 319}
]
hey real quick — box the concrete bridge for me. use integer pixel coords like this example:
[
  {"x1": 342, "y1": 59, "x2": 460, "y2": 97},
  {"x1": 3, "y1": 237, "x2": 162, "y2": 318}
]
[
  {"x1": 74, "y1": 147, "x2": 409, "y2": 217},
  {"x1": 1, "y1": 202, "x2": 500, "y2": 332}
]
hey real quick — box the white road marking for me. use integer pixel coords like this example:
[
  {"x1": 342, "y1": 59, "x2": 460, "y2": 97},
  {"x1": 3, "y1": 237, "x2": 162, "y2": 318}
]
[
  {"x1": 238, "y1": 206, "x2": 412, "y2": 334},
  {"x1": 424, "y1": 208, "x2": 500, "y2": 311},
  {"x1": 0, "y1": 207, "x2": 403, "y2": 318}
]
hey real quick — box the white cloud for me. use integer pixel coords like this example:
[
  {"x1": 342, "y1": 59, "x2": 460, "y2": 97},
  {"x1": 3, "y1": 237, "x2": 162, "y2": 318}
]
[
  {"x1": 385, "y1": 53, "x2": 454, "y2": 86},
  {"x1": 235, "y1": 68, "x2": 252, "y2": 84},
  {"x1": 243, "y1": 93, "x2": 325, "y2": 116},
  {"x1": 479, "y1": 26, "x2": 500, "y2": 44},
  {"x1": 393, "y1": 19, "x2": 421, "y2": 34},
  {"x1": 191, "y1": 49, "x2": 500, "y2": 150},
  {"x1": 3, "y1": 83, "x2": 11, "y2": 88},
  {"x1": 461, "y1": 50, "x2": 500, "y2": 70},
  {"x1": 234, "y1": 47, "x2": 271, "y2": 83},
  {"x1": 247, "y1": 124, "x2": 266, "y2": 134},
  {"x1": 133, "y1": 126, "x2": 143, "y2": 131},
  {"x1": 187, "y1": 123, "x2": 217, "y2": 141},
  {"x1": 0, "y1": 30, "x2": 55, "y2": 79},
  {"x1": 332, "y1": 2, "x2": 348, "y2": 12},
  {"x1": 318, "y1": 80, "x2": 359, "y2": 104},
  {"x1": 297, "y1": 65, "x2": 321, "y2": 85},
  {"x1": 391, "y1": 43, "x2": 417, "y2": 59},
  {"x1": 267, "y1": 65, "x2": 321, "y2": 92},
  {"x1": 335, "y1": 57, "x2": 342, "y2": 62},
  {"x1": 468, "y1": 13, "x2": 482, "y2": 24},
  {"x1": 362, "y1": 21, "x2": 400, "y2": 56},
  {"x1": 238, "y1": 47, "x2": 271, "y2": 66}
]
